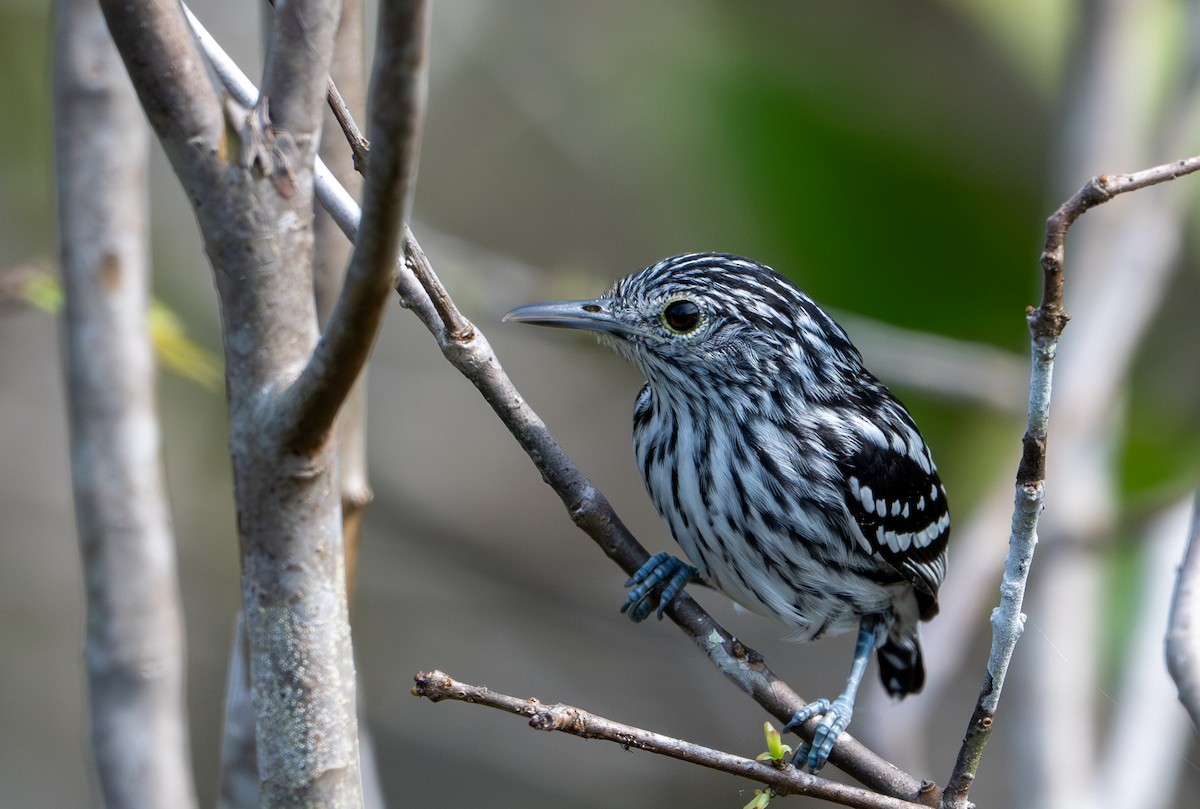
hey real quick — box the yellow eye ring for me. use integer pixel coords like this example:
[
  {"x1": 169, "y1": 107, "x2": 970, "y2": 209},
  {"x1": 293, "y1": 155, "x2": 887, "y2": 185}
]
[{"x1": 660, "y1": 298, "x2": 704, "y2": 335}]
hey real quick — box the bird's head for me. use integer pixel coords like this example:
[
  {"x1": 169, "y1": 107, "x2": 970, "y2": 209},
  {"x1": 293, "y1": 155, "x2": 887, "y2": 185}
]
[{"x1": 505, "y1": 253, "x2": 865, "y2": 405}]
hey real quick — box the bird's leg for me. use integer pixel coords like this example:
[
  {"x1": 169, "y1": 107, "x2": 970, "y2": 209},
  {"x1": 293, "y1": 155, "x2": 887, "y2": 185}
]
[
  {"x1": 620, "y1": 551, "x2": 700, "y2": 622},
  {"x1": 784, "y1": 618, "x2": 878, "y2": 772}
]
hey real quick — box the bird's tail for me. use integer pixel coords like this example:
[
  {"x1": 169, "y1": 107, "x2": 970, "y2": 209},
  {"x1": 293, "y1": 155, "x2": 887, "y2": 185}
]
[{"x1": 876, "y1": 627, "x2": 926, "y2": 699}]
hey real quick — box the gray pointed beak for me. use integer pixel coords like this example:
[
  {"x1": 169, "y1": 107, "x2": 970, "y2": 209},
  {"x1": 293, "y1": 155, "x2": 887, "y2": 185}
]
[{"x1": 503, "y1": 299, "x2": 640, "y2": 338}]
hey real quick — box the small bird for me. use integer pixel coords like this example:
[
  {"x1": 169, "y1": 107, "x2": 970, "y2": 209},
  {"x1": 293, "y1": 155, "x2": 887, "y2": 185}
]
[{"x1": 505, "y1": 253, "x2": 949, "y2": 772}]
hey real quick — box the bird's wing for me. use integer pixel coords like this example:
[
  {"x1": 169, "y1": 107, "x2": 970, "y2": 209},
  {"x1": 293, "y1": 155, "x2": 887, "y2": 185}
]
[{"x1": 836, "y1": 420, "x2": 949, "y2": 612}]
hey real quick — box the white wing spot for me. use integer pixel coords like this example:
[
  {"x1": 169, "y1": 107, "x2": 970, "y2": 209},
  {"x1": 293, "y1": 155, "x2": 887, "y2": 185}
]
[{"x1": 890, "y1": 501, "x2": 901, "y2": 517}]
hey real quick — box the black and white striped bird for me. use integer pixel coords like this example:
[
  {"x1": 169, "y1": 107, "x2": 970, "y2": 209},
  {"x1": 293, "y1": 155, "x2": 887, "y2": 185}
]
[{"x1": 505, "y1": 253, "x2": 949, "y2": 771}]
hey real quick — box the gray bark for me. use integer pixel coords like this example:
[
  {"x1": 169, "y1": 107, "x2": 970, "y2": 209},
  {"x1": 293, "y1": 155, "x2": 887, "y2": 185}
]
[
  {"x1": 53, "y1": 1, "x2": 197, "y2": 807},
  {"x1": 96, "y1": 0, "x2": 428, "y2": 804}
]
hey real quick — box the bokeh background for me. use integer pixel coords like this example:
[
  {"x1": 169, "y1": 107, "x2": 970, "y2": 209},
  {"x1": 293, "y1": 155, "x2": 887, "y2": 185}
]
[{"x1": 3, "y1": 0, "x2": 1200, "y2": 807}]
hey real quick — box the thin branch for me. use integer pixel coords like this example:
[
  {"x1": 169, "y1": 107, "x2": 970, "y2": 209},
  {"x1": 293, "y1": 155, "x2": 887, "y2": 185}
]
[
  {"x1": 402, "y1": 225, "x2": 475, "y2": 340},
  {"x1": 1167, "y1": 491, "x2": 1200, "y2": 731},
  {"x1": 54, "y1": 1, "x2": 196, "y2": 805},
  {"x1": 940, "y1": 155, "x2": 1200, "y2": 809},
  {"x1": 1033, "y1": 158, "x2": 1200, "y2": 342},
  {"x1": 281, "y1": 0, "x2": 431, "y2": 454},
  {"x1": 412, "y1": 671, "x2": 934, "y2": 809},
  {"x1": 327, "y1": 76, "x2": 371, "y2": 173},
  {"x1": 97, "y1": 0, "x2": 223, "y2": 186},
  {"x1": 186, "y1": 17, "x2": 934, "y2": 802}
]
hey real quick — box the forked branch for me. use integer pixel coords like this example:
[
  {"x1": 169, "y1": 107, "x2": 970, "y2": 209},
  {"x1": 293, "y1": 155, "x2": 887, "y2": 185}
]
[{"x1": 941, "y1": 155, "x2": 1200, "y2": 809}]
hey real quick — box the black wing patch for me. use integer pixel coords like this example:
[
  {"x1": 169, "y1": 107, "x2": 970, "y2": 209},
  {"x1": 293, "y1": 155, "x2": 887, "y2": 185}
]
[{"x1": 839, "y1": 433, "x2": 949, "y2": 617}]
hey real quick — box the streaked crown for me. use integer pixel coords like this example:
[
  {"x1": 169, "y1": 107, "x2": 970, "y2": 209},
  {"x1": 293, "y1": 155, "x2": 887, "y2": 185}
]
[{"x1": 507, "y1": 253, "x2": 867, "y2": 405}]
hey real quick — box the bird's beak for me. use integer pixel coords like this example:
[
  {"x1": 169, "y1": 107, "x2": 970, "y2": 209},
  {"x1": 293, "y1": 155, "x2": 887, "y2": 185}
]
[{"x1": 503, "y1": 299, "x2": 640, "y2": 338}]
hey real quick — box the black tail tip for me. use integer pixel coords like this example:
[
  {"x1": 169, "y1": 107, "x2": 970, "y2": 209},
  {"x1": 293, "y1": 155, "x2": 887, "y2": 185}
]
[{"x1": 877, "y1": 638, "x2": 925, "y2": 698}]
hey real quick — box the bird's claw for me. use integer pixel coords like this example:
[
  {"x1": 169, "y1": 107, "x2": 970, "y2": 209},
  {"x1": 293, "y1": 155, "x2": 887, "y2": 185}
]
[
  {"x1": 784, "y1": 696, "x2": 854, "y2": 772},
  {"x1": 620, "y1": 552, "x2": 698, "y2": 621}
]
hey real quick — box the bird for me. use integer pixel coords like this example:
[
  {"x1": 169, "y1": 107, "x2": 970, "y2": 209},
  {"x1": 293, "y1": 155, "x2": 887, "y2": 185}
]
[{"x1": 504, "y1": 253, "x2": 949, "y2": 772}]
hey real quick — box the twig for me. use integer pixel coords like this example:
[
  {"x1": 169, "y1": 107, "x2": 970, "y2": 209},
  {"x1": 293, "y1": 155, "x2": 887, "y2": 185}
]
[
  {"x1": 412, "y1": 671, "x2": 934, "y2": 809},
  {"x1": 402, "y1": 225, "x2": 475, "y2": 342},
  {"x1": 327, "y1": 76, "x2": 370, "y2": 173},
  {"x1": 1167, "y1": 492, "x2": 1200, "y2": 731},
  {"x1": 940, "y1": 156, "x2": 1200, "y2": 809}
]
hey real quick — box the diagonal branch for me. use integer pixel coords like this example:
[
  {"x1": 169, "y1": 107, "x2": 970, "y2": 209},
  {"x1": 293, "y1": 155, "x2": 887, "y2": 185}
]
[
  {"x1": 1167, "y1": 492, "x2": 1200, "y2": 731},
  {"x1": 940, "y1": 155, "x2": 1200, "y2": 809},
  {"x1": 280, "y1": 0, "x2": 431, "y2": 454},
  {"x1": 412, "y1": 670, "x2": 932, "y2": 809}
]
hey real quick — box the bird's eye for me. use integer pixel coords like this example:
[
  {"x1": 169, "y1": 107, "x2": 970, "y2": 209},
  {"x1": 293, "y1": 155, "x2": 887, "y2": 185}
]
[{"x1": 660, "y1": 299, "x2": 703, "y2": 335}]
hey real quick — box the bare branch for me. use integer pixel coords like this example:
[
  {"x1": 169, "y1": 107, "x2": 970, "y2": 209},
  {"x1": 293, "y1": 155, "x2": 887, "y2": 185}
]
[
  {"x1": 183, "y1": 5, "x2": 377, "y2": 252},
  {"x1": 326, "y1": 75, "x2": 370, "y2": 173},
  {"x1": 1033, "y1": 157, "x2": 1200, "y2": 342},
  {"x1": 260, "y1": 0, "x2": 341, "y2": 139},
  {"x1": 97, "y1": 0, "x2": 222, "y2": 182},
  {"x1": 412, "y1": 671, "x2": 934, "y2": 809},
  {"x1": 1167, "y1": 492, "x2": 1200, "y2": 731},
  {"x1": 401, "y1": 226, "x2": 475, "y2": 340},
  {"x1": 311, "y1": 0, "x2": 371, "y2": 595},
  {"x1": 941, "y1": 154, "x2": 1200, "y2": 809},
  {"x1": 54, "y1": 1, "x2": 196, "y2": 806},
  {"x1": 282, "y1": 0, "x2": 431, "y2": 454}
]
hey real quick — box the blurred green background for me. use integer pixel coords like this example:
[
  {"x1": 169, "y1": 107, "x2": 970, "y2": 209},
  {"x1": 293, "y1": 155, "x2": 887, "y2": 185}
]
[{"x1": 3, "y1": 1, "x2": 1198, "y2": 807}]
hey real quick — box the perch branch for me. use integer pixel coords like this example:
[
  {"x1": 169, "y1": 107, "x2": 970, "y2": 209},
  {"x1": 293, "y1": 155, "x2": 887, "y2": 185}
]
[
  {"x1": 412, "y1": 671, "x2": 934, "y2": 809},
  {"x1": 940, "y1": 155, "x2": 1200, "y2": 809}
]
